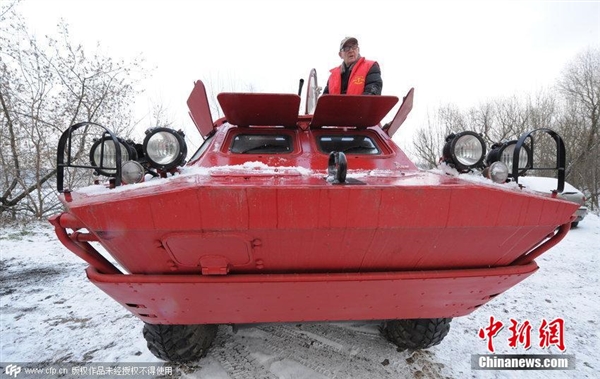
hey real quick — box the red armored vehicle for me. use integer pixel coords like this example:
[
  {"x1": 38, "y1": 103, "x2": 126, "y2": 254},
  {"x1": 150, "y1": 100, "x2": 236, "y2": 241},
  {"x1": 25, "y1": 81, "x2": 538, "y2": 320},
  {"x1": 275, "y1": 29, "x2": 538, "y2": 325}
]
[{"x1": 50, "y1": 71, "x2": 578, "y2": 362}]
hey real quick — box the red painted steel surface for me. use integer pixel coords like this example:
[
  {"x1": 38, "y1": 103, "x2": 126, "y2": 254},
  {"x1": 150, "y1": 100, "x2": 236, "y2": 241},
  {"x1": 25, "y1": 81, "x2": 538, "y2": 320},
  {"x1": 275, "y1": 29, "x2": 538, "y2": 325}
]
[
  {"x1": 87, "y1": 262, "x2": 538, "y2": 324},
  {"x1": 49, "y1": 214, "x2": 120, "y2": 275},
  {"x1": 62, "y1": 176, "x2": 577, "y2": 277}
]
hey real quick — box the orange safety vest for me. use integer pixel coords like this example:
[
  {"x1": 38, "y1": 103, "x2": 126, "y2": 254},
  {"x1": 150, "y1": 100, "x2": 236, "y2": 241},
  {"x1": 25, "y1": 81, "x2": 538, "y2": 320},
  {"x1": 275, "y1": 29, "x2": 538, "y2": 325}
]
[{"x1": 327, "y1": 57, "x2": 376, "y2": 95}]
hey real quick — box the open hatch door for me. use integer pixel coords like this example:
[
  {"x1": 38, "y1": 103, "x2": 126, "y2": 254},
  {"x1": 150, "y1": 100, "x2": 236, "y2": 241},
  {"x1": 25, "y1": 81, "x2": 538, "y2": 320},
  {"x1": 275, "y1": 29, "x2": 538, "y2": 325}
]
[
  {"x1": 310, "y1": 95, "x2": 398, "y2": 128},
  {"x1": 385, "y1": 88, "x2": 414, "y2": 137},
  {"x1": 187, "y1": 80, "x2": 215, "y2": 138},
  {"x1": 217, "y1": 93, "x2": 301, "y2": 127}
]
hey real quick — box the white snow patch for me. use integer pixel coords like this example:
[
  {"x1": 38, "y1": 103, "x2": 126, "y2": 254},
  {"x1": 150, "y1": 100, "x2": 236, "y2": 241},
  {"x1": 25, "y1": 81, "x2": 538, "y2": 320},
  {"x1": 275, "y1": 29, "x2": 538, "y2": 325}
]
[{"x1": 75, "y1": 163, "x2": 314, "y2": 196}]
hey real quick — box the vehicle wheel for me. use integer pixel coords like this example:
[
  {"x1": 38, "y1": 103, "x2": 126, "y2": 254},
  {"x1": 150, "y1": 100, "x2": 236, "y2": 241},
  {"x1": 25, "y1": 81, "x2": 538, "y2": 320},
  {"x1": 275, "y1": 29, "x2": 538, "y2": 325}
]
[
  {"x1": 143, "y1": 323, "x2": 218, "y2": 362},
  {"x1": 571, "y1": 221, "x2": 579, "y2": 228},
  {"x1": 381, "y1": 318, "x2": 452, "y2": 351}
]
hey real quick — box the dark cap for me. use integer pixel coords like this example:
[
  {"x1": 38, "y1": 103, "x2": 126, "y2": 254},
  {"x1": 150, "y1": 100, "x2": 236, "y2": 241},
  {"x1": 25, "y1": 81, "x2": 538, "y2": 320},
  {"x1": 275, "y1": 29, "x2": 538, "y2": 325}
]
[{"x1": 339, "y1": 36, "x2": 358, "y2": 50}]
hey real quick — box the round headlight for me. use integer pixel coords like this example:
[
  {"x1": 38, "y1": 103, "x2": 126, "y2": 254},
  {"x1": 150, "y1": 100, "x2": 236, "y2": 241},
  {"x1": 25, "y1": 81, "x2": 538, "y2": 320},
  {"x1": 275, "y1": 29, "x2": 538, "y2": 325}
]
[
  {"x1": 89, "y1": 137, "x2": 136, "y2": 177},
  {"x1": 486, "y1": 161, "x2": 509, "y2": 183},
  {"x1": 143, "y1": 128, "x2": 187, "y2": 171},
  {"x1": 121, "y1": 160, "x2": 145, "y2": 184},
  {"x1": 486, "y1": 141, "x2": 532, "y2": 177},
  {"x1": 442, "y1": 131, "x2": 486, "y2": 172}
]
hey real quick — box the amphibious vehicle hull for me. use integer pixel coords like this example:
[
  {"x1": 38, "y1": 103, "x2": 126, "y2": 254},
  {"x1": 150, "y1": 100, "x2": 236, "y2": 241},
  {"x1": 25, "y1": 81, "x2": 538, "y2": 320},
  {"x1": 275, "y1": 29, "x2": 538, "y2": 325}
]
[
  {"x1": 51, "y1": 169, "x2": 576, "y2": 324},
  {"x1": 51, "y1": 77, "x2": 578, "y2": 360}
]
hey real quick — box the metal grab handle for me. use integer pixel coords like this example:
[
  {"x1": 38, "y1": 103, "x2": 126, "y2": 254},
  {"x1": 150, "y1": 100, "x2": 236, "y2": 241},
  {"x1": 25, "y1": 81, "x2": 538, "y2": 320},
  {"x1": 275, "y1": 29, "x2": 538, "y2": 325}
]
[
  {"x1": 513, "y1": 128, "x2": 566, "y2": 193},
  {"x1": 57, "y1": 122, "x2": 122, "y2": 192},
  {"x1": 327, "y1": 151, "x2": 347, "y2": 183}
]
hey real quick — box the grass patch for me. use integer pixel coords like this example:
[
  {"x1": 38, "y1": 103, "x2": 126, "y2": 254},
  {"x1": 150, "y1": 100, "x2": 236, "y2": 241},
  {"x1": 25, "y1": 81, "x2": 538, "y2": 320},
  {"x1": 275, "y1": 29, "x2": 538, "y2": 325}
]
[{"x1": 3, "y1": 230, "x2": 34, "y2": 241}]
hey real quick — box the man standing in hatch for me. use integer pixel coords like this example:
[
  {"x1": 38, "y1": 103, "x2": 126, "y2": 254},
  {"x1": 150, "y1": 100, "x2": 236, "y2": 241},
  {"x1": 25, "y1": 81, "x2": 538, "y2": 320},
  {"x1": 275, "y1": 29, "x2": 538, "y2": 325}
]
[{"x1": 323, "y1": 36, "x2": 383, "y2": 96}]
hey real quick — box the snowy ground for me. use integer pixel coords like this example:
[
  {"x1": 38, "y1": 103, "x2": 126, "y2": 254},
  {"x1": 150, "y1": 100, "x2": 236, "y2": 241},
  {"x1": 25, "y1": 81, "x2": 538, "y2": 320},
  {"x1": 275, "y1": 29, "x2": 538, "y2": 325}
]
[{"x1": 1, "y1": 214, "x2": 599, "y2": 379}]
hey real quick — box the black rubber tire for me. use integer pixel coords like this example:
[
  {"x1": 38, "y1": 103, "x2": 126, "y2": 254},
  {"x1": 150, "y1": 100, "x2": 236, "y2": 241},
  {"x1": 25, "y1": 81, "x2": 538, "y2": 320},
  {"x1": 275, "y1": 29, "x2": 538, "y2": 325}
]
[
  {"x1": 571, "y1": 221, "x2": 579, "y2": 228},
  {"x1": 143, "y1": 323, "x2": 218, "y2": 362},
  {"x1": 381, "y1": 318, "x2": 452, "y2": 351}
]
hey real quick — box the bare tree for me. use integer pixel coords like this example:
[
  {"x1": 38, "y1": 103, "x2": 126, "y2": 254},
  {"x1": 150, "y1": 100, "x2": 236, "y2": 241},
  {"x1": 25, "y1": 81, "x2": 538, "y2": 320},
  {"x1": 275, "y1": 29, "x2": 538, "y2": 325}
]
[
  {"x1": 411, "y1": 91, "x2": 561, "y2": 171},
  {"x1": 556, "y1": 47, "x2": 600, "y2": 210},
  {"x1": 411, "y1": 45, "x2": 599, "y2": 211},
  {"x1": 0, "y1": 0, "x2": 19, "y2": 19},
  {"x1": 410, "y1": 105, "x2": 465, "y2": 168},
  {"x1": 203, "y1": 73, "x2": 257, "y2": 121},
  {"x1": 0, "y1": 8, "x2": 147, "y2": 221}
]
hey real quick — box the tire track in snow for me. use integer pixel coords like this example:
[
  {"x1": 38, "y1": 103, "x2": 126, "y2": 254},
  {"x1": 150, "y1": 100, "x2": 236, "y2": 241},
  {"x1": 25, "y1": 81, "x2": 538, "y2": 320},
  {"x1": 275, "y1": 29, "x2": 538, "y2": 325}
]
[
  {"x1": 211, "y1": 327, "x2": 279, "y2": 379},
  {"x1": 294, "y1": 322, "x2": 385, "y2": 355},
  {"x1": 256, "y1": 324, "x2": 394, "y2": 378}
]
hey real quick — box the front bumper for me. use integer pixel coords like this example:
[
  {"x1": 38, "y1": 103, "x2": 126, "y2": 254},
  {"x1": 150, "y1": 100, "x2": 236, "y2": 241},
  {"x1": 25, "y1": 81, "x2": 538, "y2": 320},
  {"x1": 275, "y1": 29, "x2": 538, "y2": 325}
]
[
  {"x1": 574, "y1": 206, "x2": 588, "y2": 222},
  {"x1": 87, "y1": 262, "x2": 538, "y2": 325}
]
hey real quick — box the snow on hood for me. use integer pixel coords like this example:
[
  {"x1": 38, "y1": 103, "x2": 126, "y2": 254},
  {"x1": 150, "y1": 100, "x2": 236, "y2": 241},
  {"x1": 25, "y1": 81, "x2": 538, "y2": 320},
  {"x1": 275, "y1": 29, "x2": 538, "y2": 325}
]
[
  {"x1": 208, "y1": 161, "x2": 313, "y2": 176},
  {"x1": 427, "y1": 164, "x2": 582, "y2": 198},
  {"x1": 74, "y1": 162, "x2": 558, "y2": 198},
  {"x1": 75, "y1": 162, "x2": 421, "y2": 197},
  {"x1": 428, "y1": 163, "x2": 522, "y2": 191},
  {"x1": 517, "y1": 176, "x2": 582, "y2": 194},
  {"x1": 76, "y1": 163, "x2": 314, "y2": 196}
]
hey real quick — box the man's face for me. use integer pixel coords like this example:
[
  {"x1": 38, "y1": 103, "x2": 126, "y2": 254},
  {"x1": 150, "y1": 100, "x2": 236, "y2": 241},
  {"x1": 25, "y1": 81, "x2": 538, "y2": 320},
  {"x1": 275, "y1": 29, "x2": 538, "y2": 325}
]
[{"x1": 339, "y1": 44, "x2": 360, "y2": 66}]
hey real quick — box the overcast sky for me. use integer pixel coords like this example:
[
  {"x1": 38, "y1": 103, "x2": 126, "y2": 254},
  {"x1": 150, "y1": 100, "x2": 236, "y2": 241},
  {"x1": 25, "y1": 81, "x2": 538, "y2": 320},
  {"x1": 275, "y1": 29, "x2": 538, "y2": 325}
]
[{"x1": 17, "y1": 0, "x2": 600, "y2": 150}]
